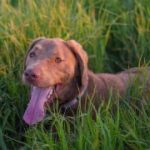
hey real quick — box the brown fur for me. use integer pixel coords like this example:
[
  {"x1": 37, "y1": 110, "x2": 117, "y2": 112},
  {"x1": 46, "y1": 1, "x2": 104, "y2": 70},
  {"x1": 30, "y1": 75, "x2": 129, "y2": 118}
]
[{"x1": 23, "y1": 37, "x2": 150, "y2": 114}]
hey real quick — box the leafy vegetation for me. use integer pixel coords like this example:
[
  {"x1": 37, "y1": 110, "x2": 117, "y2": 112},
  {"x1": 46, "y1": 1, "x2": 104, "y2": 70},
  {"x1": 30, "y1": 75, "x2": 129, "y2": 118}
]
[{"x1": 0, "y1": 0, "x2": 150, "y2": 149}]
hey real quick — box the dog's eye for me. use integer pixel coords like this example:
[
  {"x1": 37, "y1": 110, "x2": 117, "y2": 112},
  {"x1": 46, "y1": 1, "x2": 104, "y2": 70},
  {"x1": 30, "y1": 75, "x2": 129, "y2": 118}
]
[
  {"x1": 29, "y1": 52, "x2": 36, "y2": 58},
  {"x1": 55, "y1": 57, "x2": 62, "y2": 63}
]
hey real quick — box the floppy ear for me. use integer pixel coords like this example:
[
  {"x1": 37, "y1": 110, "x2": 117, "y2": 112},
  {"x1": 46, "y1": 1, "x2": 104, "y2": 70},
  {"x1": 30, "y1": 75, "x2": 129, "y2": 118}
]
[
  {"x1": 24, "y1": 37, "x2": 45, "y2": 68},
  {"x1": 66, "y1": 40, "x2": 88, "y2": 96}
]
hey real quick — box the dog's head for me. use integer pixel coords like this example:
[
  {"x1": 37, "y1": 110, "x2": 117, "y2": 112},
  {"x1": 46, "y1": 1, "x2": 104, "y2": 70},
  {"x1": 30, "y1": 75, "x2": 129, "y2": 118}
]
[{"x1": 23, "y1": 38, "x2": 88, "y2": 125}]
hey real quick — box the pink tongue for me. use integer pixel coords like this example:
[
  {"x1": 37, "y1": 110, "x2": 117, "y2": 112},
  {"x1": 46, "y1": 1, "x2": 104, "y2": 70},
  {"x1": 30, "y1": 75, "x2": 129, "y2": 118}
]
[{"x1": 23, "y1": 86, "x2": 53, "y2": 125}]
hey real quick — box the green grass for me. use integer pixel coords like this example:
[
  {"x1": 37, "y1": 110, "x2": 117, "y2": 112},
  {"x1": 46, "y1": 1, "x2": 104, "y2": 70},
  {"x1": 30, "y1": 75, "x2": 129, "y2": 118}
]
[{"x1": 1, "y1": 0, "x2": 150, "y2": 149}]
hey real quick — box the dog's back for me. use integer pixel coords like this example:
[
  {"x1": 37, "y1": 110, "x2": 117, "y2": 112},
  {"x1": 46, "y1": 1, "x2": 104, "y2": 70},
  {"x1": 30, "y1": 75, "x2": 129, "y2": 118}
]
[{"x1": 92, "y1": 67, "x2": 150, "y2": 99}]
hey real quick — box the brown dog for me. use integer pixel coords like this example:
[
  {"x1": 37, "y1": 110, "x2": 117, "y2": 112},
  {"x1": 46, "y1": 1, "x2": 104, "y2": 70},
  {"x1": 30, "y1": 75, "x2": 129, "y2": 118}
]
[{"x1": 22, "y1": 37, "x2": 150, "y2": 125}]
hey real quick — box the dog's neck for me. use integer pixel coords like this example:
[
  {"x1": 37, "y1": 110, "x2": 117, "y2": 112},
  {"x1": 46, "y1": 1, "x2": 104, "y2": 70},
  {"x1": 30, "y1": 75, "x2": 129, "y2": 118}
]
[{"x1": 59, "y1": 71, "x2": 89, "y2": 111}]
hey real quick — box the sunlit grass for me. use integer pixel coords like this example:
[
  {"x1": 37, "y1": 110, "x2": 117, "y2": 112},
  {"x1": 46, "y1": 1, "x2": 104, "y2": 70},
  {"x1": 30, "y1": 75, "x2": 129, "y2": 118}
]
[{"x1": 0, "y1": 0, "x2": 150, "y2": 149}]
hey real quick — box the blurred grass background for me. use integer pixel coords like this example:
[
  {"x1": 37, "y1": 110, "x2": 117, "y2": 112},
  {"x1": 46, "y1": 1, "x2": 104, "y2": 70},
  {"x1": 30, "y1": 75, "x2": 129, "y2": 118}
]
[{"x1": 0, "y1": 0, "x2": 150, "y2": 149}]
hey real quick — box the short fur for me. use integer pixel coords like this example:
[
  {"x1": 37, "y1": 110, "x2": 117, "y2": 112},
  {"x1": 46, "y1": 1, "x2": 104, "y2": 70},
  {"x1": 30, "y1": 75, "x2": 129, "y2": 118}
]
[{"x1": 23, "y1": 37, "x2": 150, "y2": 114}]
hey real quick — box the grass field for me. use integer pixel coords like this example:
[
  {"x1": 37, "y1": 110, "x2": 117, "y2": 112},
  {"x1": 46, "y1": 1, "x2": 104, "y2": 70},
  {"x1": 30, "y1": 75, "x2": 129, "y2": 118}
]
[{"x1": 1, "y1": 0, "x2": 150, "y2": 149}]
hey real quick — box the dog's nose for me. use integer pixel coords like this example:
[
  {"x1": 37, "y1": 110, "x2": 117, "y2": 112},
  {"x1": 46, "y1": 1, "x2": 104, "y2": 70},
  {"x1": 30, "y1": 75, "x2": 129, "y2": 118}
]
[{"x1": 24, "y1": 69, "x2": 39, "y2": 80}]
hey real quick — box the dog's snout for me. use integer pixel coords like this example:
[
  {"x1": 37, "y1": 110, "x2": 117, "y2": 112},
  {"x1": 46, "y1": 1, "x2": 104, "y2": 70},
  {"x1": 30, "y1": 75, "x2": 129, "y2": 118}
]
[{"x1": 24, "y1": 69, "x2": 40, "y2": 80}]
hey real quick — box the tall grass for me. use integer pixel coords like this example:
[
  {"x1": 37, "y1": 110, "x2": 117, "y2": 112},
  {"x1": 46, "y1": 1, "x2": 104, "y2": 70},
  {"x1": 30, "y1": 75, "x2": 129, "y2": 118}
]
[{"x1": 0, "y1": 0, "x2": 150, "y2": 149}]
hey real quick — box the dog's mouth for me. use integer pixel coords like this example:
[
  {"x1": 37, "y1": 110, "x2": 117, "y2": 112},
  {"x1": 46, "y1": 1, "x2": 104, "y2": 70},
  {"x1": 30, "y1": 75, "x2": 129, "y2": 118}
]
[{"x1": 23, "y1": 84, "x2": 62, "y2": 125}]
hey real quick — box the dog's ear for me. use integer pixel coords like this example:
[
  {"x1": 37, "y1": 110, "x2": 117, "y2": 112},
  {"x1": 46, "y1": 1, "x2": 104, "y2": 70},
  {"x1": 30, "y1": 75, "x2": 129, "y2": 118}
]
[
  {"x1": 24, "y1": 37, "x2": 45, "y2": 68},
  {"x1": 66, "y1": 40, "x2": 88, "y2": 96}
]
